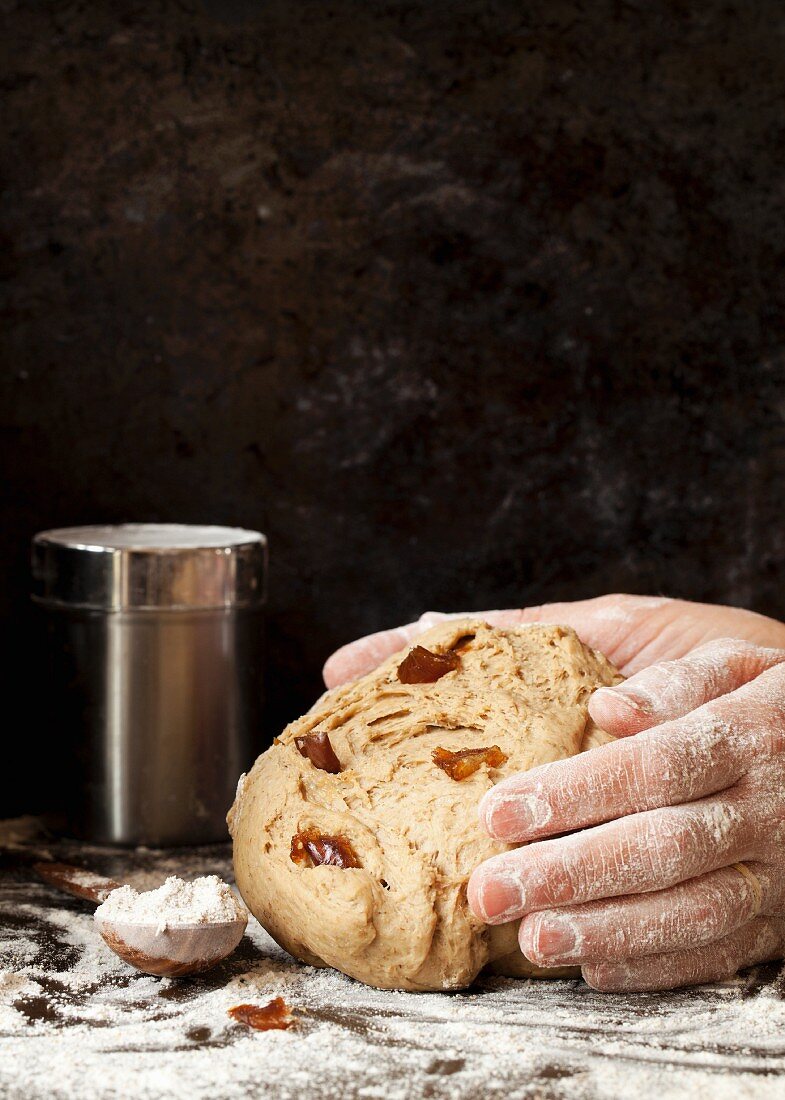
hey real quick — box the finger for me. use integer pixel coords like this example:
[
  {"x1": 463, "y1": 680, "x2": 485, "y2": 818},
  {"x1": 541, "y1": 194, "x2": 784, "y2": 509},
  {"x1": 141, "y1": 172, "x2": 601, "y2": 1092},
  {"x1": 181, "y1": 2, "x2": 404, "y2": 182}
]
[
  {"x1": 321, "y1": 605, "x2": 578, "y2": 687},
  {"x1": 468, "y1": 795, "x2": 750, "y2": 925},
  {"x1": 479, "y1": 694, "x2": 752, "y2": 844},
  {"x1": 583, "y1": 915, "x2": 785, "y2": 992},
  {"x1": 321, "y1": 593, "x2": 675, "y2": 688},
  {"x1": 589, "y1": 639, "x2": 785, "y2": 737},
  {"x1": 322, "y1": 612, "x2": 452, "y2": 687},
  {"x1": 322, "y1": 593, "x2": 689, "y2": 687},
  {"x1": 518, "y1": 861, "x2": 772, "y2": 966},
  {"x1": 480, "y1": 662, "x2": 785, "y2": 845}
]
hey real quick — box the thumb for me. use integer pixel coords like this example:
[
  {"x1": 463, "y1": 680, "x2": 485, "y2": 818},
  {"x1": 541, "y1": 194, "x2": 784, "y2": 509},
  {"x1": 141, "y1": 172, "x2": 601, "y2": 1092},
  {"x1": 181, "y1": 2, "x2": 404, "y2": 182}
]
[
  {"x1": 589, "y1": 638, "x2": 785, "y2": 736},
  {"x1": 322, "y1": 594, "x2": 674, "y2": 689},
  {"x1": 322, "y1": 612, "x2": 452, "y2": 688}
]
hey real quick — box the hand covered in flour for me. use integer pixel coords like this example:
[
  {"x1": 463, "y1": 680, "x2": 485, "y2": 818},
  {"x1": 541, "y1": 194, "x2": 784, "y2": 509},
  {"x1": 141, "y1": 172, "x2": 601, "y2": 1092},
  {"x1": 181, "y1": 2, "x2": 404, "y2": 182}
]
[
  {"x1": 323, "y1": 594, "x2": 785, "y2": 685},
  {"x1": 324, "y1": 595, "x2": 785, "y2": 991}
]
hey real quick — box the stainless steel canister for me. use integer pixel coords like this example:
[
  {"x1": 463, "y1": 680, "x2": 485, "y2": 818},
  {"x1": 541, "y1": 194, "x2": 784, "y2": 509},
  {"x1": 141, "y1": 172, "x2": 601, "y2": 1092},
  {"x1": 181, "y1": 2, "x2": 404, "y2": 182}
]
[{"x1": 31, "y1": 524, "x2": 267, "y2": 846}]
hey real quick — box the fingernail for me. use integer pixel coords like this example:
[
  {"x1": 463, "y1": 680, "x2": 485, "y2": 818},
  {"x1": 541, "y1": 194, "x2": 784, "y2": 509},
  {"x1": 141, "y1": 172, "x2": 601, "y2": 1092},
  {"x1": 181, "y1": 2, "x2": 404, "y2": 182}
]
[
  {"x1": 584, "y1": 962, "x2": 630, "y2": 991},
  {"x1": 532, "y1": 914, "x2": 577, "y2": 960},
  {"x1": 482, "y1": 790, "x2": 552, "y2": 839},
  {"x1": 472, "y1": 868, "x2": 525, "y2": 924},
  {"x1": 594, "y1": 685, "x2": 651, "y2": 714}
]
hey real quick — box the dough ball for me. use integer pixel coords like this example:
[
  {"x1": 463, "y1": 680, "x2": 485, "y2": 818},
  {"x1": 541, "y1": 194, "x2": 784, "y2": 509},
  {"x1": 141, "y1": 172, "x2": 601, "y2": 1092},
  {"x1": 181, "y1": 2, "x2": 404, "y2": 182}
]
[{"x1": 230, "y1": 620, "x2": 622, "y2": 991}]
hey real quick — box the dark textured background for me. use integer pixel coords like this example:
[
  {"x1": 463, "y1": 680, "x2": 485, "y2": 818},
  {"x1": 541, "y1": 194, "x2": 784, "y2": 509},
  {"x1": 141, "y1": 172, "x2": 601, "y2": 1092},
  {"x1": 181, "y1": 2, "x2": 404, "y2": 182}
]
[{"x1": 3, "y1": 1, "x2": 785, "y2": 816}]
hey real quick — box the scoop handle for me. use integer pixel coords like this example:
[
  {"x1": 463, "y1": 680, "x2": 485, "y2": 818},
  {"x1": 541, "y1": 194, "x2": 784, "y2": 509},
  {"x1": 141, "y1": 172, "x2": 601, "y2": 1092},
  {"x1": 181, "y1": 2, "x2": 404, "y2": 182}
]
[{"x1": 34, "y1": 861, "x2": 122, "y2": 905}]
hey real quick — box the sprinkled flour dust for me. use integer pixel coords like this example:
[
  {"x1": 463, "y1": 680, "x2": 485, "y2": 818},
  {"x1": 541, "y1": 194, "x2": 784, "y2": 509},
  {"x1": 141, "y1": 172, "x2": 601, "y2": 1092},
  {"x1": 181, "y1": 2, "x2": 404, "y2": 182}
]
[
  {"x1": 1, "y1": 825, "x2": 784, "y2": 1099},
  {"x1": 94, "y1": 876, "x2": 247, "y2": 935}
]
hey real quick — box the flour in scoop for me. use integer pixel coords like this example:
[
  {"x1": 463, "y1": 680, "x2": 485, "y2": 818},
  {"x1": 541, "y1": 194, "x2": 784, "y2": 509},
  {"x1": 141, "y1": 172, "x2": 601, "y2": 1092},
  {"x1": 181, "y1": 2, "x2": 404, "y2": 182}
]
[{"x1": 94, "y1": 875, "x2": 247, "y2": 935}]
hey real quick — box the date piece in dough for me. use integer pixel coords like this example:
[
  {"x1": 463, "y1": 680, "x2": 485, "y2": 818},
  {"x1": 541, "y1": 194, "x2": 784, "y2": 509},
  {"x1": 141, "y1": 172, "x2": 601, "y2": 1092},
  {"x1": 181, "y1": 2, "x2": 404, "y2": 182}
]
[{"x1": 229, "y1": 621, "x2": 622, "y2": 991}]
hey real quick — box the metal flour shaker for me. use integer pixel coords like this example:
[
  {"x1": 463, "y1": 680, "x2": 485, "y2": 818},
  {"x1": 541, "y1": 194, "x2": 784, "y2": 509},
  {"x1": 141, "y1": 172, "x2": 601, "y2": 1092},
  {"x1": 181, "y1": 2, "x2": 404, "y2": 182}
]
[{"x1": 31, "y1": 524, "x2": 267, "y2": 846}]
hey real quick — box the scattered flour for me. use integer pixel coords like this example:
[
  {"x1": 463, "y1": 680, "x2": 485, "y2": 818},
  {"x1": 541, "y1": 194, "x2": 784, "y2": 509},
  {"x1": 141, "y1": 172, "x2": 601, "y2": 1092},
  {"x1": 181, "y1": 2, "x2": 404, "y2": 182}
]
[
  {"x1": 94, "y1": 876, "x2": 247, "y2": 935},
  {"x1": 2, "y1": 830, "x2": 784, "y2": 1099}
]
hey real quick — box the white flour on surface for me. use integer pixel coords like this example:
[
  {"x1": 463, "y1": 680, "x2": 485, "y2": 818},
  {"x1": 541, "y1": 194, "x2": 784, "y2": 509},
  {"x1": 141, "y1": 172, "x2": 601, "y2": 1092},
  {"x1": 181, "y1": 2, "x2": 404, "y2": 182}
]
[
  {"x1": 94, "y1": 876, "x2": 246, "y2": 934},
  {"x1": 67, "y1": 867, "x2": 119, "y2": 892},
  {"x1": 2, "y1": 831, "x2": 784, "y2": 1100}
]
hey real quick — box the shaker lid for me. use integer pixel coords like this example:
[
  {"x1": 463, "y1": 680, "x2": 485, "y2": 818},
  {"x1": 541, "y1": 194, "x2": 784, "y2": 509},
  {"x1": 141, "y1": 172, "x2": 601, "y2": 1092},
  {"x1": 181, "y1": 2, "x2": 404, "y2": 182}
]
[{"x1": 31, "y1": 524, "x2": 267, "y2": 611}]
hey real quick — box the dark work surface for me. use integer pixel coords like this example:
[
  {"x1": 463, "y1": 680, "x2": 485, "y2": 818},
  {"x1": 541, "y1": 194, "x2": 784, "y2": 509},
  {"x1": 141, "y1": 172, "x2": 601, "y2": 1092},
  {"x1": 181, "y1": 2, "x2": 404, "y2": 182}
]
[
  {"x1": 3, "y1": 2, "x2": 785, "y2": 813},
  {"x1": 2, "y1": 822, "x2": 784, "y2": 1099}
]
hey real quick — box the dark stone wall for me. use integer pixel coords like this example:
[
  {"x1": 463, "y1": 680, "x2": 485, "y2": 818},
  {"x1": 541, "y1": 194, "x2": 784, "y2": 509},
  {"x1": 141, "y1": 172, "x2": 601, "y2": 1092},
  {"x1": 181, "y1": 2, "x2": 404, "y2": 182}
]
[{"x1": 3, "y1": 1, "x2": 785, "y2": 815}]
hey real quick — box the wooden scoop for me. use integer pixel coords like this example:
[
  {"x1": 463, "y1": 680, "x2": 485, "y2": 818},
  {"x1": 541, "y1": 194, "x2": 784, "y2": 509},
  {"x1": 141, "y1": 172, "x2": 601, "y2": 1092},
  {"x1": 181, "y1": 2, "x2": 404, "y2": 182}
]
[{"x1": 34, "y1": 861, "x2": 247, "y2": 977}]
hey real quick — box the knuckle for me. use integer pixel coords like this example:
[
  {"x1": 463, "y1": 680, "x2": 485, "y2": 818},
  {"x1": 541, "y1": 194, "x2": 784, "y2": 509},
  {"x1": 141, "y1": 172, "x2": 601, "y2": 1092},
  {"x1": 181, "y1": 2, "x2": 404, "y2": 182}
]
[
  {"x1": 656, "y1": 713, "x2": 739, "y2": 791},
  {"x1": 635, "y1": 804, "x2": 741, "y2": 885},
  {"x1": 694, "y1": 800, "x2": 745, "y2": 852},
  {"x1": 639, "y1": 816, "x2": 685, "y2": 882},
  {"x1": 533, "y1": 854, "x2": 577, "y2": 906},
  {"x1": 645, "y1": 735, "x2": 704, "y2": 802},
  {"x1": 693, "y1": 875, "x2": 752, "y2": 932},
  {"x1": 550, "y1": 759, "x2": 606, "y2": 819}
]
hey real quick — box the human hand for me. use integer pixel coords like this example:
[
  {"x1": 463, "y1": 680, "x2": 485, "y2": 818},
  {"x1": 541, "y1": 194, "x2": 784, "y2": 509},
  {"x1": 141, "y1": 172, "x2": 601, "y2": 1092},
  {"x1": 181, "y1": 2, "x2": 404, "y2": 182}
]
[
  {"x1": 322, "y1": 594, "x2": 785, "y2": 686},
  {"x1": 323, "y1": 595, "x2": 785, "y2": 991},
  {"x1": 468, "y1": 636, "x2": 785, "y2": 990}
]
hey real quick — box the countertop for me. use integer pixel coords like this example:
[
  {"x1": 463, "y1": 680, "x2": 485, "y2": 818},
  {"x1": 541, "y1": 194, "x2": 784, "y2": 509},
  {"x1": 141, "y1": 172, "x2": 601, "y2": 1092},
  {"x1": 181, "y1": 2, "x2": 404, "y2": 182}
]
[{"x1": 2, "y1": 818, "x2": 784, "y2": 1099}]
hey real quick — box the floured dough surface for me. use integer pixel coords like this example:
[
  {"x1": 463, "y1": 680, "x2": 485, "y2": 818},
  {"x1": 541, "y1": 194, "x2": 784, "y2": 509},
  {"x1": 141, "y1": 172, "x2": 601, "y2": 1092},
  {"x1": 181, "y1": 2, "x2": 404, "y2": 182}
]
[{"x1": 230, "y1": 621, "x2": 622, "y2": 991}]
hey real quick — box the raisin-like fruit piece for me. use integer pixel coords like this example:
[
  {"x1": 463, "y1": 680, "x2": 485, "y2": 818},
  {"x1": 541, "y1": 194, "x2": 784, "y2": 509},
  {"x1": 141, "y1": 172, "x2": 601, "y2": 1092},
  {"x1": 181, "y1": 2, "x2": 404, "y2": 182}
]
[
  {"x1": 432, "y1": 745, "x2": 508, "y2": 781},
  {"x1": 228, "y1": 998, "x2": 294, "y2": 1031},
  {"x1": 290, "y1": 827, "x2": 361, "y2": 869},
  {"x1": 295, "y1": 731, "x2": 341, "y2": 773},
  {"x1": 397, "y1": 646, "x2": 460, "y2": 684}
]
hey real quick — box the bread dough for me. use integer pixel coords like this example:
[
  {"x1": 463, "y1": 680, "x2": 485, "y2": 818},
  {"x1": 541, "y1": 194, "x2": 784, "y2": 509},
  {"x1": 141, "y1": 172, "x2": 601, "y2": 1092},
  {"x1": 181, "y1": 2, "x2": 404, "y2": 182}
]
[{"x1": 229, "y1": 620, "x2": 622, "y2": 991}]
